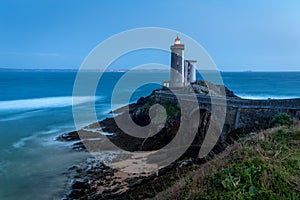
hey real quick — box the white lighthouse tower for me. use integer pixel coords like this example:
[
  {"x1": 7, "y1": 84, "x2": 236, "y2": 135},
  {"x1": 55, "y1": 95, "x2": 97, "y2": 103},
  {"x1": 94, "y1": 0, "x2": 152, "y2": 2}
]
[
  {"x1": 170, "y1": 36, "x2": 185, "y2": 88},
  {"x1": 169, "y1": 36, "x2": 197, "y2": 88}
]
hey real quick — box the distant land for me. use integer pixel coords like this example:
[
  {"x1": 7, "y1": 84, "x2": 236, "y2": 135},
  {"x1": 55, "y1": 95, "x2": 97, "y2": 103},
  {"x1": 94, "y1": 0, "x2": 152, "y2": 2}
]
[
  {"x1": 0, "y1": 68, "x2": 78, "y2": 72},
  {"x1": 0, "y1": 68, "x2": 299, "y2": 73},
  {"x1": 0, "y1": 67, "x2": 169, "y2": 72}
]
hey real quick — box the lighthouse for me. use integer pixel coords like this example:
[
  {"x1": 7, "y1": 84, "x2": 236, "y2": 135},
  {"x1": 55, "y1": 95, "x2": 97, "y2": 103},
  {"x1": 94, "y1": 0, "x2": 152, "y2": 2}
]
[
  {"x1": 170, "y1": 36, "x2": 185, "y2": 87},
  {"x1": 169, "y1": 36, "x2": 197, "y2": 88}
]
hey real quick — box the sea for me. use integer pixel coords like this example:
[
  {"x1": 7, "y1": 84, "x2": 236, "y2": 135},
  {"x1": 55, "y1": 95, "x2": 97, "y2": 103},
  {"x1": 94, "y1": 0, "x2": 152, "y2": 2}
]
[{"x1": 0, "y1": 71, "x2": 300, "y2": 199}]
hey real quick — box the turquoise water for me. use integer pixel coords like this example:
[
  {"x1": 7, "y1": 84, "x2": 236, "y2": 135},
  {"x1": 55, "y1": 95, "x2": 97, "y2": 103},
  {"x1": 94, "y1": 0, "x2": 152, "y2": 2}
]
[
  {"x1": 222, "y1": 72, "x2": 300, "y2": 99},
  {"x1": 0, "y1": 71, "x2": 300, "y2": 199},
  {"x1": 0, "y1": 71, "x2": 167, "y2": 199}
]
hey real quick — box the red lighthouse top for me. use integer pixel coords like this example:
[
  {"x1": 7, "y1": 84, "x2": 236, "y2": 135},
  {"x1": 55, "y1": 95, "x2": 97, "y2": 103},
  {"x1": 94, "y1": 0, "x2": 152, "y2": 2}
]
[
  {"x1": 175, "y1": 35, "x2": 180, "y2": 44},
  {"x1": 174, "y1": 35, "x2": 184, "y2": 46}
]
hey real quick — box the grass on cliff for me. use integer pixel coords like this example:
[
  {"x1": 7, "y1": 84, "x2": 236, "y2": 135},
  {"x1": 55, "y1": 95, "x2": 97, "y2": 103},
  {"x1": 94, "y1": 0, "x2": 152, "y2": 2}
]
[
  {"x1": 196, "y1": 128, "x2": 300, "y2": 200},
  {"x1": 141, "y1": 99, "x2": 180, "y2": 120},
  {"x1": 150, "y1": 123, "x2": 300, "y2": 200}
]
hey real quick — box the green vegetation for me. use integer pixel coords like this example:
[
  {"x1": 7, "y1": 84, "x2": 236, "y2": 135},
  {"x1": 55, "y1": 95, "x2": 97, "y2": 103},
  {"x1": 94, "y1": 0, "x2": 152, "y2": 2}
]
[
  {"x1": 271, "y1": 113, "x2": 292, "y2": 126},
  {"x1": 140, "y1": 98, "x2": 155, "y2": 109},
  {"x1": 141, "y1": 98, "x2": 180, "y2": 119},
  {"x1": 134, "y1": 123, "x2": 300, "y2": 200},
  {"x1": 162, "y1": 102, "x2": 180, "y2": 119},
  {"x1": 192, "y1": 125, "x2": 300, "y2": 200}
]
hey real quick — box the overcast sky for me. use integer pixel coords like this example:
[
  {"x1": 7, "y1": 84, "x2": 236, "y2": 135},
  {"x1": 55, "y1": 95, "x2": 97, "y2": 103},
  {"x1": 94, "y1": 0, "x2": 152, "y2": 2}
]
[{"x1": 0, "y1": 0, "x2": 300, "y2": 71}]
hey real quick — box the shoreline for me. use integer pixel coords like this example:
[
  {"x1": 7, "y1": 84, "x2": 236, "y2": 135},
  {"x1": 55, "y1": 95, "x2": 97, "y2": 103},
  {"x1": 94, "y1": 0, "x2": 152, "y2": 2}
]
[
  {"x1": 56, "y1": 83, "x2": 228, "y2": 198},
  {"x1": 58, "y1": 81, "x2": 300, "y2": 199}
]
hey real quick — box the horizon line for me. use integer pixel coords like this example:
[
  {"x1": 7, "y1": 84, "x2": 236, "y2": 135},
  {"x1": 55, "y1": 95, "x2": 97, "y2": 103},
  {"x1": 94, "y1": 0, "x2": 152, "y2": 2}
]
[{"x1": 1, "y1": 67, "x2": 300, "y2": 73}]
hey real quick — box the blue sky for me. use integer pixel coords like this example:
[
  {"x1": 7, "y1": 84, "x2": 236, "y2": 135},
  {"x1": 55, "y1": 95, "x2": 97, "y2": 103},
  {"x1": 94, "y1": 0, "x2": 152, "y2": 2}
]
[{"x1": 0, "y1": 0, "x2": 300, "y2": 71}]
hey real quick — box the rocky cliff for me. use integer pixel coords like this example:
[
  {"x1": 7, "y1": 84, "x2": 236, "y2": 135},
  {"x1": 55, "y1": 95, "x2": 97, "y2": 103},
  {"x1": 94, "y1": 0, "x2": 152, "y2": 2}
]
[{"x1": 58, "y1": 81, "x2": 300, "y2": 199}]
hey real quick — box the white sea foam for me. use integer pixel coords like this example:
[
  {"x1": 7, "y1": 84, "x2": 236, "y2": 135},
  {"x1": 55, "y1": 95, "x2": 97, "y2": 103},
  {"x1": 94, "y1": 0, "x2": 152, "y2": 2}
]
[
  {"x1": 12, "y1": 128, "x2": 63, "y2": 149},
  {"x1": 0, "y1": 96, "x2": 100, "y2": 111},
  {"x1": 0, "y1": 110, "x2": 43, "y2": 121},
  {"x1": 12, "y1": 134, "x2": 37, "y2": 148},
  {"x1": 82, "y1": 127, "x2": 114, "y2": 136}
]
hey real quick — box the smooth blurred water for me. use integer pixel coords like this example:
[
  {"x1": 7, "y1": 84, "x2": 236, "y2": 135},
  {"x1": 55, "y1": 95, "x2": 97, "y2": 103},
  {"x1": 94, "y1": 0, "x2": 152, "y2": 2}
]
[
  {"x1": 0, "y1": 71, "x2": 166, "y2": 199},
  {"x1": 0, "y1": 71, "x2": 299, "y2": 199},
  {"x1": 222, "y1": 72, "x2": 300, "y2": 99}
]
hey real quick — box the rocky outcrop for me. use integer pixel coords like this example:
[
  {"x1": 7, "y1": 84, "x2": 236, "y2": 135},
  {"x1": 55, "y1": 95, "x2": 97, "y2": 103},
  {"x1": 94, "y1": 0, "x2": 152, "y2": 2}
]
[
  {"x1": 58, "y1": 81, "x2": 300, "y2": 199},
  {"x1": 63, "y1": 157, "x2": 157, "y2": 200}
]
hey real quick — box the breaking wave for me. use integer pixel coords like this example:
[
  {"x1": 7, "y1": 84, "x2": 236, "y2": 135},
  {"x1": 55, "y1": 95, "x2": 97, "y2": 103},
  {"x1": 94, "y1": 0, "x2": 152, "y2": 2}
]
[{"x1": 0, "y1": 96, "x2": 100, "y2": 111}]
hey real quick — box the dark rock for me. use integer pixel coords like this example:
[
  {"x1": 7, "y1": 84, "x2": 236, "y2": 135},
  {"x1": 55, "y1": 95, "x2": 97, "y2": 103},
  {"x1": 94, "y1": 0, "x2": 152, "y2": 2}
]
[
  {"x1": 102, "y1": 189, "x2": 110, "y2": 194},
  {"x1": 72, "y1": 179, "x2": 86, "y2": 190},
  {"x1": 68, "y1": 166, "x2": 77, "y2": 170},
  {"x1": 72, "y1": 142, "x2": 87, "y2": 151},
  {"x1": 69, "y1": 189, "x2": 85, "y2": 199},
  {"x1": 57, "y1": 131, "x2": 80, "y2": 142},
  {"x1": 60, "y1": 84, "x2": 235, "y2": 199},
  {"x1": 127, "y1": 179, "x2": 144, "y2": 188}
]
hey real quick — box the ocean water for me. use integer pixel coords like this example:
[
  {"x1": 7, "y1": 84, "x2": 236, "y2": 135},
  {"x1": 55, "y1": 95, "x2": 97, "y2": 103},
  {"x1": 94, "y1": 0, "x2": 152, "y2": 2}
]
[{"x1": 0, "y1": 71, "x2": 300, "y2": 199}]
